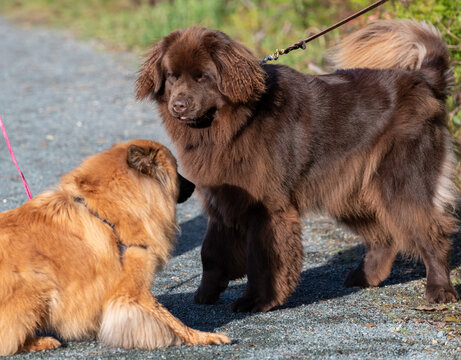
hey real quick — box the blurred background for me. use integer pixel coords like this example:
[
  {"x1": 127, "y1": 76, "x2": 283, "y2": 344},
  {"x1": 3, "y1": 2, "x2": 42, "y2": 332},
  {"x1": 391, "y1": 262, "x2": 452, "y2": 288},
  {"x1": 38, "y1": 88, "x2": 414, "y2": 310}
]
[{"x1": 1, "y1": 0, "x2": 460, "y2": 181}]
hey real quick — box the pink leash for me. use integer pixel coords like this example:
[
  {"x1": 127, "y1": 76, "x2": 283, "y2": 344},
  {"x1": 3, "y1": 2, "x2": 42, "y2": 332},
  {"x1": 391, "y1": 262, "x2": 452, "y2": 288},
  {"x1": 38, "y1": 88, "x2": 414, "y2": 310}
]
[{"x1": 0, "y1": 114, "x2": 33, "y2": 200}]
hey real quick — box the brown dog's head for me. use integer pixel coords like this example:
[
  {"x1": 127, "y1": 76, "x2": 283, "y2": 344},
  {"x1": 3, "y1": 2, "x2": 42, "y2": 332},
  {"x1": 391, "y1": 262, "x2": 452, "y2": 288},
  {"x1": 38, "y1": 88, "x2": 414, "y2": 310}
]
[{"x1": 136, "y1": 27, "x2": 266, "y2": 127}]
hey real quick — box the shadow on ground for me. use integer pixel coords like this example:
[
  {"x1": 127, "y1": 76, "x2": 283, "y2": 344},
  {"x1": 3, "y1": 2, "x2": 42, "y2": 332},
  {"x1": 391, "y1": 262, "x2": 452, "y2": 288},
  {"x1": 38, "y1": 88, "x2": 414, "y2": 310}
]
[
  {"x1": 164, "y1": 214, "x2": 461, "y2": 332},
  {"x1": 173, "y1": 215, "x2": 207, "y2": 257}
]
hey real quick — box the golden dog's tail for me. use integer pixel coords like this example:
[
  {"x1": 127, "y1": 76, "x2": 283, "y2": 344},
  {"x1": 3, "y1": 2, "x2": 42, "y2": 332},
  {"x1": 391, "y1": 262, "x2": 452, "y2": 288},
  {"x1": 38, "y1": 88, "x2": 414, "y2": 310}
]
[{"x1": 328, "y1": 20, "x2": 452, "y2": 99}]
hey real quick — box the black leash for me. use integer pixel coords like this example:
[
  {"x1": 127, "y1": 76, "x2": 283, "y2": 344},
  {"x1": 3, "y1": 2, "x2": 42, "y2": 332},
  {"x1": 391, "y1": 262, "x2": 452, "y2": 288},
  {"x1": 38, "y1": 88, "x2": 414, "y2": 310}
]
[{"x1": 260, "y1": 0, "x2": 389, "y2": 64}]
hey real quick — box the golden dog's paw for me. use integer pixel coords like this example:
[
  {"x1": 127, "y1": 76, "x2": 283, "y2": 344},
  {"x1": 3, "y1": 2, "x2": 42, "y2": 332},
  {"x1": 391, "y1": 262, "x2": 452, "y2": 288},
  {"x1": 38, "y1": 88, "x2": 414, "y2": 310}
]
[
  {"x1": 188, "y1": 331, "x2": 231, "y2": 345},
  {"x1": 20, "y1": 336, "x2": 61, "y2": 353},
  {"x1": 206, "y1": 332, "x2": 231, "y2": 345}
]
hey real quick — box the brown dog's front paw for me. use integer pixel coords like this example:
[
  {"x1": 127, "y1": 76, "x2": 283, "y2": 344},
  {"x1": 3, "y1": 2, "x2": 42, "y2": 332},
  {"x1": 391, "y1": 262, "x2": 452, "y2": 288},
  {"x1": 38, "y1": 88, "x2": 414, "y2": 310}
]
[
  {"x1": 426, "y1": 285, "x2": 458, "y2": 303},
  {"x1": 231, "y1": 296, "x2": 255, "y2": 312},
  {"x1": 194, "y1": 286, "x2": 221, "y2": 305},
  {"x1": 231, "y1": 296, "x2": 275, "y2": 313}
]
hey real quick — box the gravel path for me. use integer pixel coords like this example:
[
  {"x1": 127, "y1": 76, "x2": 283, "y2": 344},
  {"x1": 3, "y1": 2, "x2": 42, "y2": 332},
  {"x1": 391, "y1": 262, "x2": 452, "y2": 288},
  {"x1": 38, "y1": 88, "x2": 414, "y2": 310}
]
[{"x1": 0, "y1": 17, "x2": 460, "y2": 359}]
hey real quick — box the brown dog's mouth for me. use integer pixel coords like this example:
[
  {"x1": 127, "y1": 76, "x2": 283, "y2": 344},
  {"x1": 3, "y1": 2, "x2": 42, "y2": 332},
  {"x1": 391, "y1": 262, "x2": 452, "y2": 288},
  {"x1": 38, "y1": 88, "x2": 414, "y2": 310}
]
[{"x1": 177, "y1": 107, "x2": 217, "y2": 128}]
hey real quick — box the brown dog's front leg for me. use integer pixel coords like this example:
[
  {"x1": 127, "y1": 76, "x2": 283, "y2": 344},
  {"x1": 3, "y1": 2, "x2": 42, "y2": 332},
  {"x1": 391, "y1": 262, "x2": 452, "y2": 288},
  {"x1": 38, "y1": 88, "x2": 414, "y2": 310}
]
[
  {"x1": 232, "y1": 204, "x2": 304, "y2": 312},
  {"x1": 194, "y1": 219, "x2": 247, "y2": 305}
]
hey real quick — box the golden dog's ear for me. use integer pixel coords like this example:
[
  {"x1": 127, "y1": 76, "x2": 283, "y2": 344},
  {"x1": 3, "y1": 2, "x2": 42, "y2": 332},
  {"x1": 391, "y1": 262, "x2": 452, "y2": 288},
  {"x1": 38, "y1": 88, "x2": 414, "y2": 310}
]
[
  {"x1": 127, "y1": 144, "x2": 159, "y2": 176},
  {"x1": 136, "y1": 30, "x2": 182, "y2": 100},
  {"x1": 127, "y1": 144, "x2": 174, "y2": 188},
  {"x1": 206, "y1": 31, "x2": 266, "y2": 103}
]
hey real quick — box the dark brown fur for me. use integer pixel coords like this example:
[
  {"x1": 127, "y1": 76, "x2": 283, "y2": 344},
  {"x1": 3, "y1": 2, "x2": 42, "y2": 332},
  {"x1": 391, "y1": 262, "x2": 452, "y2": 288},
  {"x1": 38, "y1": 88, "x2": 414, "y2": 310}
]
[{"x1": 137, "y1": 21, "x2": 458, "y2": 312}]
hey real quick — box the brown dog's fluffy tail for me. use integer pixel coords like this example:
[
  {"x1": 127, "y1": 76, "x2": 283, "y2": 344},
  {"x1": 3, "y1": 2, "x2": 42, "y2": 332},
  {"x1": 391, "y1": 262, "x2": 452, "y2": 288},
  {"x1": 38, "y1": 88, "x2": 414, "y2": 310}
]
[{"x1": 328, "y1": 20, "x2": 452, "y2": 99}]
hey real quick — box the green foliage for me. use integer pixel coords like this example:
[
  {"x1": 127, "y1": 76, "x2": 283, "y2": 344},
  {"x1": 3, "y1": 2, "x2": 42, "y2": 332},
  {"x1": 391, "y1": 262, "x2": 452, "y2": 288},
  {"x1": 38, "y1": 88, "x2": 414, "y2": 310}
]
[{"x1": 0, "y1": 0, "x2": 231, "y2": 49}]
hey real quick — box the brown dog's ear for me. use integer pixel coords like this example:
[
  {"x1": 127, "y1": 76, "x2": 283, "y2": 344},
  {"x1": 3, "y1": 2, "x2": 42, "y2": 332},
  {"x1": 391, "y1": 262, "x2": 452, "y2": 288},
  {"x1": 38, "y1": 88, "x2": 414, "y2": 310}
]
[
  {"x1": 206, "y1": 31, "x2": 266, "y2": 103},
  {"x1": 126, "y1": 144, "x2": 159, "y2": 176},
  {"x1": 136, "y1": 30, "x2": 182, "y2": 100}
]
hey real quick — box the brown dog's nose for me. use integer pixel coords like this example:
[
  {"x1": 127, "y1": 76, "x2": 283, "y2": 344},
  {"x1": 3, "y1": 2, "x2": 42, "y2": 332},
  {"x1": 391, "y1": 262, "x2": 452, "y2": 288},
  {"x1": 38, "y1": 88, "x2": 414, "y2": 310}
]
[{"x1": 172, "y1": 99, "x2": 187, "y2": 114}]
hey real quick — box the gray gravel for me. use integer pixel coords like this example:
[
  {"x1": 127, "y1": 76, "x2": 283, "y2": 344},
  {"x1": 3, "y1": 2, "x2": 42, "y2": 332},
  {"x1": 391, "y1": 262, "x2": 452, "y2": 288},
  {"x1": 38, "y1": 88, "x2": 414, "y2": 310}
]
[{"x1": 0, "y1": 17, "x2": 460, "y2": 359}]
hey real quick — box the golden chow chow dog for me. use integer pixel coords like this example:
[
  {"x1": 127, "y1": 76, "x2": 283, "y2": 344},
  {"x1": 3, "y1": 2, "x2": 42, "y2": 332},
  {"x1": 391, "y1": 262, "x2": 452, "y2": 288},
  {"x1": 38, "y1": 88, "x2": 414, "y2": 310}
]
[
  {"x1": 136, "y1": 20, "x2": 458, "y2": 312},
  {"x1": 0, "y1": 140, "x2": 230, "y2": 356}
]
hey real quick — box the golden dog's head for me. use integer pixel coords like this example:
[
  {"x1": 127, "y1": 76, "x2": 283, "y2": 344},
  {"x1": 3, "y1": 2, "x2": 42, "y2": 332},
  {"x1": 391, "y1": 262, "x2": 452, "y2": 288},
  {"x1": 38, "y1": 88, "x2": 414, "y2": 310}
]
[
  {"x1": 136, "y1": 27, "x2": 266, "y2": 128},
  {"x1": 62, "y1": 140, "x2": 194, "y2": 206}
]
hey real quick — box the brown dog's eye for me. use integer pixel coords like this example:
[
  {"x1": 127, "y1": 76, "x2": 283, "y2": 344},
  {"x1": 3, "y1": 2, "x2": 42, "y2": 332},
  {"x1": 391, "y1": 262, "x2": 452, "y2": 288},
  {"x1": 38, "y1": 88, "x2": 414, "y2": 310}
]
[
  {"x1": 167, "y1": 72, "x2": 177, "y2": 84},
  {"x1": 196, "y1": 73, "x2": 206, "y2": 83}
]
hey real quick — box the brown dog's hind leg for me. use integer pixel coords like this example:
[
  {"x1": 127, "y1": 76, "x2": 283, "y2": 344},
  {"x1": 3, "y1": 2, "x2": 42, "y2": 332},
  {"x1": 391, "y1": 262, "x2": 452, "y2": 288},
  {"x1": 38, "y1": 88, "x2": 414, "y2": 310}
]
[
  {"x1": 345, "y1": 242, "x2": 398, "y2": 288},
  {"x1": 385, "y1": 202, "x2": 457, "y2": 303},
  {"x1": 18, "y1": 337, "x2": 61, "y2": 353},
  {"x1": 99, "y1": 247, "x2": 230, "y2": 349},
  {"x1": 232, "y1": 204, "x2": 304, "y2": 313},
  {"x1": 414, "y1": 219, "x2": 458, "y2": 303},
  {"x1": 341, "y1": 215, "x2": 397, "y2": 288},
  {"x1": 194, "y1": 220, "x2": 247, "y2": 305}
]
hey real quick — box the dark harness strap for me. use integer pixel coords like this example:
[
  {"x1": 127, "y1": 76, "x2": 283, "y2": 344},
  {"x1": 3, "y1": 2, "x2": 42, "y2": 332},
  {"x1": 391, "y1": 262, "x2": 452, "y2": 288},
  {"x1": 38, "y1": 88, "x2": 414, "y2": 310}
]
[{"x1": 73, "y1": 196, "x2": 146, "y2": 259}]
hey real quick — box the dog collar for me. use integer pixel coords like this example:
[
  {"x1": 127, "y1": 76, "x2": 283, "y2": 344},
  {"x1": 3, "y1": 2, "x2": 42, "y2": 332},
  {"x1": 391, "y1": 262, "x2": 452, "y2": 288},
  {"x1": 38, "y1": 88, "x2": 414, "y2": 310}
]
[{"x1": 73, "y1": 196, "x2": 146, "y2": 258}]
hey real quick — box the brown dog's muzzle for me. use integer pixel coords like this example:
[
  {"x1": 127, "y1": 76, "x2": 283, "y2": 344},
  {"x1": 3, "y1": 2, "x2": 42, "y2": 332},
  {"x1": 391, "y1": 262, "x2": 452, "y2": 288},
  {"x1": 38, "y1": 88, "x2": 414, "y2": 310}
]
[{"x1": 172, "y1": 98, "x2": 189, "y2": 117}]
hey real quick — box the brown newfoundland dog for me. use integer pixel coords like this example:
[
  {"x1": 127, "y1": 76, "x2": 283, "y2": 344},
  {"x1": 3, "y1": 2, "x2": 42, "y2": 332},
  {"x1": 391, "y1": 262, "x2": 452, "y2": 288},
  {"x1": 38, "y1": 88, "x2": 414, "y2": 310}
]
[{"x1": 136, "y1": 20, "x2": 458, "y2": 312}]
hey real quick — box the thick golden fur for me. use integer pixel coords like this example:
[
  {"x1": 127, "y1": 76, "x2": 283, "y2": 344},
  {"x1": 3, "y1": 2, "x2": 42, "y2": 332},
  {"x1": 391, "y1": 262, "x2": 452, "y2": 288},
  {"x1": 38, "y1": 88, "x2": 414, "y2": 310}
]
[
  {"x1": 0, "y1": 140, "x2": 229, "y2": 356},
  {"x1": 137, "y1": 20, "x2": 458, "y2": 312}
]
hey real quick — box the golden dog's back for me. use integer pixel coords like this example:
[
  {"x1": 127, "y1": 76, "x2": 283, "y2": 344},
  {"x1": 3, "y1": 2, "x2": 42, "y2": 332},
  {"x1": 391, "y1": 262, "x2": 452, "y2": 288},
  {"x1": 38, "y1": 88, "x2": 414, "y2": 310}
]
[{"x1": 0, "y1": 190, "x2": 121, "y2": 349}]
